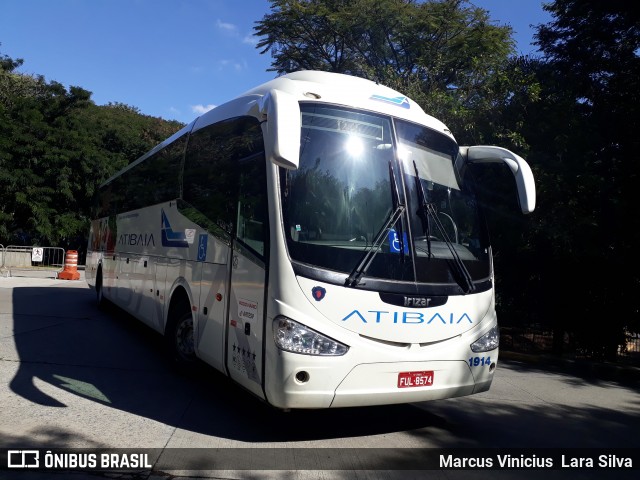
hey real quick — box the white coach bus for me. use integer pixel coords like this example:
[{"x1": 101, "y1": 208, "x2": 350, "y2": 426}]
[{"x1": 86, "y1": 70, "x2": 535, "y2": 409}]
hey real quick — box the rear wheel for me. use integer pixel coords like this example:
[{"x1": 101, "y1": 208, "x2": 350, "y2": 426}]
[{"x1": 166, "y1": 303, "x2": 196, "y2": 366}]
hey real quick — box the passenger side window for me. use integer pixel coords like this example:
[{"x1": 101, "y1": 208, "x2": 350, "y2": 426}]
[
  {"x1": 182, "y1": 116, "x2": 267, "y2": 257},
  {"x1": 237, "y1": 152, "x2": 267, "y2": 257}
]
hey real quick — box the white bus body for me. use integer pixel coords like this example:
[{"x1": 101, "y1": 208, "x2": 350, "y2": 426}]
[{"x1": 86, "y1": 71, "x2": 535, "y2": 409}]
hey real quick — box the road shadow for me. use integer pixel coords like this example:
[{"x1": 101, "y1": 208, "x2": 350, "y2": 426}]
[
  {"x1": 4, "y1": 285, "x2": 640, "y2": 449},
  {"x1": 6, "y1": 285, "x2": 455, "y2": 444},
  {"x1": 500, "y1": 353, "x2": 640, "y2": 391}
]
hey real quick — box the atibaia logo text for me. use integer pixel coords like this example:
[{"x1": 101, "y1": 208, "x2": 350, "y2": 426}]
[{"x1": 342, "y1": 310, "x2": 472, "y2": 324}]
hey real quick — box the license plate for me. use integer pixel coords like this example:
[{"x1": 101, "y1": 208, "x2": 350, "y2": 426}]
[{"x1": 398, "y1": 370, "x2": 434, "y2": 388}]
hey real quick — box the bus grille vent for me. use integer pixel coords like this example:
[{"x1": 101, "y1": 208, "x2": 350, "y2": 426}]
[{"x1": 359, "y1": 334, "x2": 411, "y2": 349}]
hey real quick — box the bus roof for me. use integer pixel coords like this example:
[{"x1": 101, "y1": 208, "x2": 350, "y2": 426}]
[
  {"x1": 240, "y1": 70, "x2": 454, "y2": 140},
  {"x1": 103, "y1": 70, "x2": 456, "y2": 187}
]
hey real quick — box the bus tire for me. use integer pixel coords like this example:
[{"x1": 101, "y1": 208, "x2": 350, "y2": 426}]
[
  {"x1": 95, "y1": 268, "x2": 108, "y2": 309},
  {"x1": 166, "y1": 302, "x2": 196, "y2": 366}
]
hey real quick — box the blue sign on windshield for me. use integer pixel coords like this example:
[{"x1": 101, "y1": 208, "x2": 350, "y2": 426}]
[{"x1": 388, "y1": 229, "x2": 409, "y2": 254}]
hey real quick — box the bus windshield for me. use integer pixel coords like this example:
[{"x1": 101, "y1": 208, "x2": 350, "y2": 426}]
[
  {"x1": 396, "y1": 119, "x2": 490, "y2": 286},
  {"x1": 280, "y1": 104, "x2": 490, "y2": 290}
]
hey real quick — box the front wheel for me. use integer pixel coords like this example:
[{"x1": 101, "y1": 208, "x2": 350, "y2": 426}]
[{"x1": 166, "y1": 305, "x2": 196, "y2": 366}]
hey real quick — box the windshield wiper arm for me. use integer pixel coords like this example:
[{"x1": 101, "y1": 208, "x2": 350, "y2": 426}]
[
  {"x1": 345, "y1": 161, "x2": 405, "y2": 287},
  {"x1": 412, "y1": 161, "x2": 475, "y2": 293},
  {"x1": 427, "y1": 202, "x2": 475, "y2": 293},
  {"x1": 413, "y1": 161, "x2": 432, "y2": 258}
]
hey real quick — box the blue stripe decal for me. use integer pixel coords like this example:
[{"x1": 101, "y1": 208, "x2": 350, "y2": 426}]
[
  {"x1": 161, "y1": 209, "x2": 189, "y2": 248},
  {"x1": 370, "y1": 94, "x2": 410, "y2": 109}
]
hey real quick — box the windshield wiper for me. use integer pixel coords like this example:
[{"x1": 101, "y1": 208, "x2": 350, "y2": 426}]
[
  {"x1": 412, "y1": 160, "x2": 475, "y2": 294},
  {"x1": 345, "y1": 161, "x2": 405, "y2": 287},
  {"x1": 412, "y1": 161, "x2": 432, "y2": 258}
]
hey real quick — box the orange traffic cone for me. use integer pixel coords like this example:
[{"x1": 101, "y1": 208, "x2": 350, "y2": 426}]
[{"x1": 58, "y1": 250, "x2": 81, "y2": 280}]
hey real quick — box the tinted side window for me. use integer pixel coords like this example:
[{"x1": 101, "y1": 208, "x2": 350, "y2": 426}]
[
  {"x1": 132, "y1": 134, "x2": 186, "y2": 209},
  {"x1": 182, "y1": 117, "x2": 265, "y2": 250},
  {"x1": 97, "y1": 133, "x2": 187, "y2": 216},
  {"x1": 237, "y1": 153, "x2": 267, "y2": 257}
]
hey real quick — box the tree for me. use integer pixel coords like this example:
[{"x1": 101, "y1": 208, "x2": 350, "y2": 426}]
[
  {"x1": 524, "y1": 0, "x2": 640, "y2": 357},
  {"x1": 0, "y1": 49, "x2": 183, "y2": 251},
  {"x1": 255, "y1": 0, "x2": 517, "y2": 140},
  {"x1": 254, "y1": 0, "x2": 640, "y2": 360},
  {"x1": 0, "y1": 44, "x2": 23, "y2": 72}
]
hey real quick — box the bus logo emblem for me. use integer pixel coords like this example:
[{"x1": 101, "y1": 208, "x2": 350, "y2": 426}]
[
  {"x1": 312, "y1": 287, "x2": 326, "y2": 301},
  {"x1": 404, "y1": 297, "x2": 431, "y2": 307},
  {"x1": 161, "y1": 209, "x2": 189, "y2": 248}
]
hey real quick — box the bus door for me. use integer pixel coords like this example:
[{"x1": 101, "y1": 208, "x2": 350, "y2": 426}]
[
  {"x1": 132, "y1": 256, "x2": 154, "y2": 322},
  {"x1": 226, "y1": 153, "x2": 268, "y2": 397},
  {"x1": 134, "y1": 256, "x2": 166, "y2": 334},
  {"x1": 116, "y1": 253, "x2": 134, "y2": 308},
  {"x1": 196, "y1": 257, "x2": 229, "y2": 373}
]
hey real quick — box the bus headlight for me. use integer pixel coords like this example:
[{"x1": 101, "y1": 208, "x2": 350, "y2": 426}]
[
  {"x1": 470, "y1": 325, "x2": 499, "y2": 352},
  {"x1": 273, "y1": 317, "x2": 349, "y2": 356}
]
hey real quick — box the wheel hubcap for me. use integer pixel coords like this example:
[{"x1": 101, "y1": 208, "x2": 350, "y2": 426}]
[{"x1": 175, "y1": 316, "x2": 195, "y2": 357}]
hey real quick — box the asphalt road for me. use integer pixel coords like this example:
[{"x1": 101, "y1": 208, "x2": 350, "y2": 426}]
[{"x1": 0, "y1": 272, "x2": 638, "y2": 479}]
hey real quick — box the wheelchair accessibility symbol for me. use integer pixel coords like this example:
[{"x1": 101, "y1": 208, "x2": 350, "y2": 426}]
[
  {"x1": 197, "y1": 234, "x2": 208, "y2": 261},
  {"x1": 388, "y1": 229, "x2": 409, "y2": 254}
]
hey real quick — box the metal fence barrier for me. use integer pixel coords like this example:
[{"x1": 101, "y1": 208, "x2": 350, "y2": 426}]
[
  {"x1": 501, "y1": 325, "x2": 640, "y2": 366},
  {"x1": 2, "y1": 245, "x2": 66, "y2": 278}
]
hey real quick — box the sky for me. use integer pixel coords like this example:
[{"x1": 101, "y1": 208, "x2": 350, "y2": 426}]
[{"x1": 2, "y1": 0, "x2": 552, "y2": 124}]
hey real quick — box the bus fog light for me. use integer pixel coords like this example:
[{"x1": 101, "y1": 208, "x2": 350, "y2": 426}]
[
  {"x1": 274, "y1": 317, "x2": 349, "y2": 356},
  {"x1": 470, "y1": 325, "x2": 499, "y2": 352},
  {"x1": 295, "y1": 371, "x2": 310, "y2": 383}
]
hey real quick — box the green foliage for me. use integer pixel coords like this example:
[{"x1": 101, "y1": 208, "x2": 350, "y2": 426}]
[
  {"x1": 256, "y1": 0, "x2": 517, "y2": 140},
  {"x1": 0, "y1": 45, "x2": 23, "y2": 72},
  {"x1": 0, "y1": 50, "x2": 183, "y2": 249},
  {"x1": 528, "y1": 0, "x2": 640, "y2": 353},
  {"x1": 472, "y1": 1, "x2": 640, "y2": 356}
]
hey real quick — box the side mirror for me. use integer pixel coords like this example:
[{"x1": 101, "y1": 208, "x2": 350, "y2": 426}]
[
  {"x1": 459, "y1": 145, "x2": 536, "y2": 214},
  {"x1": 259, "y1": 89, "x2": 300, "y2": 170}
]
